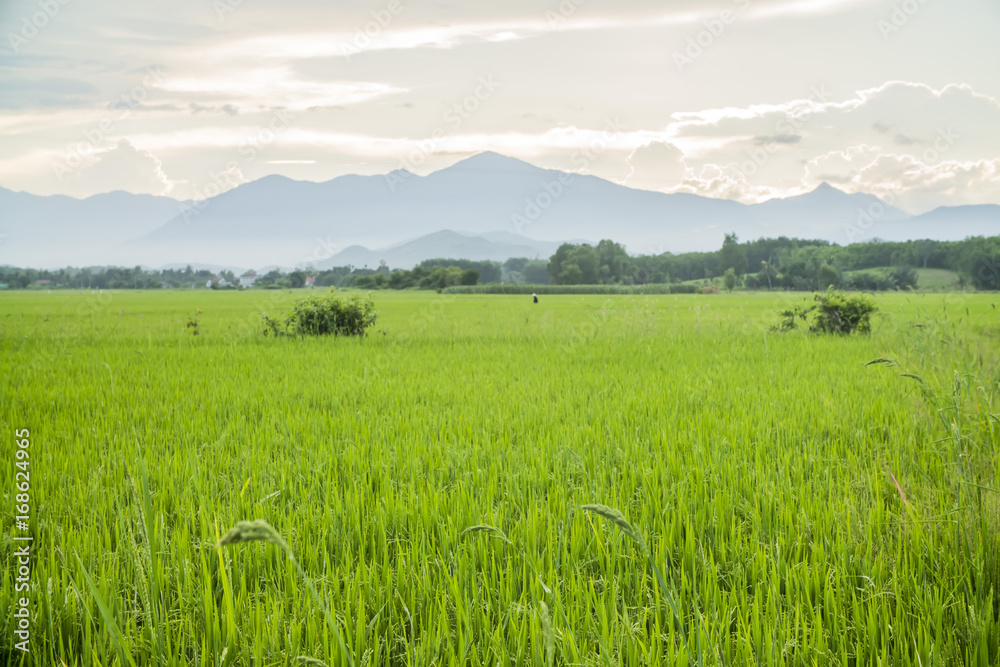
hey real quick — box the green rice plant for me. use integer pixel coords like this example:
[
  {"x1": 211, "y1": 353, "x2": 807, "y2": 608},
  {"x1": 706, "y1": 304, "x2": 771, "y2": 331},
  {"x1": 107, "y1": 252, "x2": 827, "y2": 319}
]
[
  {"x1": 460, "y1": 525, "x2": 551, "y2": 594},
  {"x1": 2, "y1": 290, "x2": 999, "y2": 664},
  {"x1": 73, "y1": 553, "x2": 139, "y2": 667},
  {"x1": 581, "y1": 504, "x2": 697, "y2": 665},
  {"x1": 218, "y1": 520, "x2": 354, "y2": 667}
]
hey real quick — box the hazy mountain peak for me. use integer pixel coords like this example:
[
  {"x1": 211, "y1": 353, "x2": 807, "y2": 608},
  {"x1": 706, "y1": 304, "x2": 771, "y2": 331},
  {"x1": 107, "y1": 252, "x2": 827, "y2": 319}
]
[
  {"x1": 441, "y1": 151, "x2": 542, "y2": 174},
  {"x1": 811, "y1": 181, "x2": 840, "y2": 194}
]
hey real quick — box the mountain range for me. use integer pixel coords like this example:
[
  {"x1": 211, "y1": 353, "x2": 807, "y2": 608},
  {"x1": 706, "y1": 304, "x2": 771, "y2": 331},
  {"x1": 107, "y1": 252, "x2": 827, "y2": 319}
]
[{"x1": 1, "y1": 152, "x2": 998, "y2": 269}]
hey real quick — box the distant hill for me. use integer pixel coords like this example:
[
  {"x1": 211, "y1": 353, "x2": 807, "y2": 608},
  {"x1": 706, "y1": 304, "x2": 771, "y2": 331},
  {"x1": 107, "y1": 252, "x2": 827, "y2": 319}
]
[
  {"x1": 1, "y1": 152, "x2": 998, "y2": 268},
  {"x1": 318, "y1": 230, "x2": 562, "y2": 270},
  {"x1": 0, "y1": 187, "x2": 183, "y2": 267},
  {"x1": 874, "y1": 205, "x2": 1000, "y2": 241}
]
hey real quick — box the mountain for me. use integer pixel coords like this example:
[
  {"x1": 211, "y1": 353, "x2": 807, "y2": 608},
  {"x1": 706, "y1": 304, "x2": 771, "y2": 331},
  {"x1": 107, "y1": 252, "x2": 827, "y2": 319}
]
[
  {"x1": 130, "y1": 152, "x2": 898, "y2": 265},
  {"x1": 0, "y1": 187, "x2": 184, "y2": 267},
  {"x1": 872, "y1": 205, "x2": 1000, "y2": 241},
  {"x1": 748, "y1": 182, "x2": 910, "y2": 240},
  {"x1": 317, "y1": 230, "x2": 561, "y2": 270},
  {"x1": 2, "y1": 152, "x2": 998, "y2": 268}
]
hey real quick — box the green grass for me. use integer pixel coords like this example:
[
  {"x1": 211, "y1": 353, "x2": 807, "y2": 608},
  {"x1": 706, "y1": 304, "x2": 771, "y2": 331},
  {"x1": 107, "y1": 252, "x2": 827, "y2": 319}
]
[
  {"x1": 2, "y1": 289, "x2": 999, "y2": 665},
  {"x1": 840, "y1": 266, "x2": 962, "y2": 292},
  {"x1": 914, "y1": 268, "x2": 961, "y2": 291}
]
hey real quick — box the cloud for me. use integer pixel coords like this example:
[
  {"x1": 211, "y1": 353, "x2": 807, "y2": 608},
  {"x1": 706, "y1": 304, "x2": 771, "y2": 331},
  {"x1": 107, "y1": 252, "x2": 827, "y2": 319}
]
[
  {"x1": 669, "y1": 163, "x2": 778, "y2": 202},
  {"x1": 648, "y1": 81, "x2": 1000, "y2": 209},
  {"x1": 189, "y1": 103, "x2": 239, "y2": 115},
  {"x1": 60, "y1": 139, "x2": 176, "y2": 197},
  {"x1": 0, "y1": 76, "x2": 100, "y2": 109},
  {"x1": 156, "y1": 66, "x2": 406, "y2": 111},
  {"x1": 625, "y1": 142, "x2": 688, "y2": 189},
  {"x1": 754, "y1": 134, "x2": 801, "y2": 145},
  {"x1": 197, "y1": 0, "x2": 867, "y2": 63},
  {"x1": 806, "y1": 146, "x2": 1000, "y2": 210}
]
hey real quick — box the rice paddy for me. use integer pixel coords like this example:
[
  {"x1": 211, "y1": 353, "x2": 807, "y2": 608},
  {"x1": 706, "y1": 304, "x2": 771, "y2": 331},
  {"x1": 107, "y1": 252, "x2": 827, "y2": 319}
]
[{"x1": 2, "y1": 289, "x2": 999, "y2": 666}]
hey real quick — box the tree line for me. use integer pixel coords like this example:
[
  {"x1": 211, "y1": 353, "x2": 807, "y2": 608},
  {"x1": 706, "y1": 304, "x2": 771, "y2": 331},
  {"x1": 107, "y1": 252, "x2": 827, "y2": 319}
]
[
  {"x1": 541, "y1": 234, "x2": 1000, "y2": 291},
  {"x1": 2, "y1": 234, "x2": 997, "y2": 291}
]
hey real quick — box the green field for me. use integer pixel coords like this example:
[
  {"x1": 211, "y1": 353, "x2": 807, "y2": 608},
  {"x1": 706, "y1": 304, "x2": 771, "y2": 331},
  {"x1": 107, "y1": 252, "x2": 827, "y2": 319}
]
[
  {"x1": 914, "y1": 268, "x2": 962, "y2": 292},
  {"x1": 3, "y1": 290, "x2": 999, "y2": 666}
]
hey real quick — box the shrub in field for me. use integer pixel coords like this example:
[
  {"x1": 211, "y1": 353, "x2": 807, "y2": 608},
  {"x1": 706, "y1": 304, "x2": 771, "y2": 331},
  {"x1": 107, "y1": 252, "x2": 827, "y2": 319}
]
[
  {"x1": 774, "y1": 289, "x2": 878, "y2": 334},
  {"x1": 810, "y1": 289, "x2": 877, "y2": 334},
  {"x1": 263, "y1": 291, "x2": 377, "y2": 337}
]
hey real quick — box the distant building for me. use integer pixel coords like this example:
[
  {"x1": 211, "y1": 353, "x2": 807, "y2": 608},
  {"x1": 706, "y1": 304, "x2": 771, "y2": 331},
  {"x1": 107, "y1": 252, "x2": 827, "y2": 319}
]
[
  {"x1": 206, "y1": 277, "x2": 230, "y2": 288},
  {"x1": 239, "y1": 271, "x2": 258, "y2": 288},
  {"x1": 304, "y1": 275, "x2": 316, "y2": 288}
]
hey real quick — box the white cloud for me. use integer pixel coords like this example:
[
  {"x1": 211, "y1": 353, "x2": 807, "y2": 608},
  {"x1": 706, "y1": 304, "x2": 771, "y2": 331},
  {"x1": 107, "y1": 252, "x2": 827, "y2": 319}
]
[
  {"x1": 625, "y1": 142, "x2": 689, "y2": 190},
  {"x1": 807, "y1": 147, "x2": 1000, "y2": 210},
  {"x1": 59, "y1": 139, "x2": 176, "y2": 197},
  {"x1": 157, "y1": 67, "x2": 405, "y2": 111}
]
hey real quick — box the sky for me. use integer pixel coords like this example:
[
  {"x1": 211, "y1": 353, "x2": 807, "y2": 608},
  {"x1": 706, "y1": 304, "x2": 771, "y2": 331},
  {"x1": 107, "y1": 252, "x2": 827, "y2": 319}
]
[{"x1": 1, "y1": 0, "x2": 998, "y2": 214}]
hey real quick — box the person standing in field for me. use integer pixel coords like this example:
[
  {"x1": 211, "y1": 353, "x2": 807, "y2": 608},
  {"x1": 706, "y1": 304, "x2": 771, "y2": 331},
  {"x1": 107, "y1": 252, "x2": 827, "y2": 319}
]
[{"x1": 532, "y1": 293, "x2": 538, "y2": 303}]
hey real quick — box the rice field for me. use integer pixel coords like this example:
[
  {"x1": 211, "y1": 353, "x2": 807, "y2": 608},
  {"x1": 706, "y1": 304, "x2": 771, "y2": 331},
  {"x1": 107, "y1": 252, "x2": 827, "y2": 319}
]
[{"x1": 2, "y1": 289, "x2": 999, "y2": 666}]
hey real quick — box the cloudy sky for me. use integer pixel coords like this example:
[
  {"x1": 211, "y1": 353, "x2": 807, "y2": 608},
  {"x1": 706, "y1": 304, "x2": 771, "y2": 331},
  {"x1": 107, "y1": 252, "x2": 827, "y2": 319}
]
[{"x1": 1, "y1": 0, "x2": 998, "y2": 213}]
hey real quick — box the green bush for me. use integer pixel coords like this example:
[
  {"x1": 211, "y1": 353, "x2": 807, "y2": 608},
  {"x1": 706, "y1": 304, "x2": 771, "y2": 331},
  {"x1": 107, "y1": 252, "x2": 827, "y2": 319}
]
[
  {"x1": 811, "y1": 289, "x2": 878, "y2": 334},
  {"x1": 774, "y1": 289, "x2": 878, "y2": 334},
  {"x1": 263, "y1": 291, "x2": 377, "y2": 337}
]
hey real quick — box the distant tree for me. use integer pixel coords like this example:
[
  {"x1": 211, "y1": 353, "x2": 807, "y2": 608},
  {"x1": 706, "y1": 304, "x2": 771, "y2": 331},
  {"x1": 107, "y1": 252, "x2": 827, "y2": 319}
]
[
  {"x1": 758, "y1": 260, "x2": 776, "y2": 290},
  {"x1": 288, "y1": 269, "x2": 307, "y2": 288},
  {"x1": 818, "y1": 263, "x2": 840, "y2": 289},
  {"x1": 719, "y1": 233, "x2": 748, "y2": 276},
  {"x1": 559, "y1": 263, "x2": 583, "y2": 285},
  {"x1": 888, "y1": 265, "x2": 918, "y2": 290},
  {"x1": 259, "y1": 269, "x2": 284, "y2": 287},
  {"x1": 596, "y1": 239, "x2": 631, "y2": 283},
  {"x1": 521, "y1": 260, "x2": 550, "y2": 284},
  {"x1": 959, "y1": 239, "x2": 1000, "y2": 290},
  {"x1": 723, "y1": 267, "x2": 738, "y2": 292},
  {"x1": 460, "y1": 269, "x2": 479, "y2": 286},
  {"x1": 419, "y1": 259, "x2": 500, "y2": 283},
  {"x1": 567, "y1": 245, "x2": 599, "y2": 283},
  {"x1": 503, "y1": 257, "x2": 529, "y2": 275},
  {"x1": 547, "y1": 244, "x2": 575, "y2": 283}
]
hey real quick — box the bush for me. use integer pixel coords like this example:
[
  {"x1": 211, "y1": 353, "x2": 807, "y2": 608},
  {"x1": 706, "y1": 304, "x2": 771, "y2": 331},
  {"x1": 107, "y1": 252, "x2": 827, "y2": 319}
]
[
  {"x1": 773, "y1": 289, "x2": 878, "y2": 334},
  {"x1": 811, "y1": 289, "x2": 878, "y2": 334},
  {"x1": 888, "y1": 265, "x2": 918, "y2": 290},
  {"x1": 263, "y1": 291, "x2": 377, "y2": 337}
]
